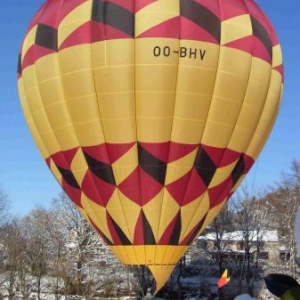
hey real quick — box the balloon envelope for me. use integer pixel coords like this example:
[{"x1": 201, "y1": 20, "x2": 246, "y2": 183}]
[{"x1": 18, "y1": 0, "x2": 283, "y2": 292}]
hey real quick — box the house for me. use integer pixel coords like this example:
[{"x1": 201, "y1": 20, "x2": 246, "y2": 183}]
[{"x1": 196, "y1": 230, "x2": 280, "y2": 263}]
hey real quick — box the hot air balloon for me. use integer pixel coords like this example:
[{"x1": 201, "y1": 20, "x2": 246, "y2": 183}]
[{"x1": 17, "y1": 0, "x2": 283, "y2": 294}]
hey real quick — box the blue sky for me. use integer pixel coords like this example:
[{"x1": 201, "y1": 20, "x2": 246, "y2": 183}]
[{"x1": 0, "y1": 0, "x2": 299, "y2": 216}]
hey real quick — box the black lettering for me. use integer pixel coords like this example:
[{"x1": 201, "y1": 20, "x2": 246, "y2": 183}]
[
  {"x1": 199, "y1": 49, "x2": 206, "y2": 60},
  {"x1": 153, "y1": 46, "x2": 161, "y2": 57},
  {"x1": 153, "y1": 46, "x2": 207, "y2": 61},
  {"x1": 189, "y1": 48, "x2": 197, "y2": 59},
  {"x1": 180, "y1": 47, "x2": 187, "y2": 58},
  {"x1": 163, "y1": 46, "x2": 171, "y2": 57}
]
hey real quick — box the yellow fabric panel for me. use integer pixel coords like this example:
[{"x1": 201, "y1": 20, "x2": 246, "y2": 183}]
[
  {"x1": 21, "y1": 65, "x2": 39, "y2": 91},
  {"x1": 246, "y1": 71, "x2": 282, "y2": 159},
  {"x1": 221, "y1": 14, "x2": 252, "y2": 45},
  {"x1": 24, "y1": 85, "x2": 43, "y2": 116},
  {"x1": 170, "y1": 247, "x2": 188, "y2": 265},
  {"x1": 134, "y1": 40, "x2": 219, "y2": 144},
  {"x1": 165, "y1": 148, "x2": 198, "y2": 185},
  {"x1": 272, "y1": 44, "x2": 283, "y2": 67},
  {"x1": 132, "y1": 246, "x2": 146, "y2": 264},
  {"x1": 136, "y1": 65, "x2": 178, "y2": 92},
  {"x1": 142, "y1": 190, "x2": 165, "y2": 241},
  {"x1": 57, "y1": 1, "x2": 92, "y2": 47},
  {"x1": 171, "y1": 95, "x2": 211, "y2": 145},
  {"x1": 128, "y1": 246, "x2": 142, "y2": 265},
  {"x1": 201, "y1": 121, "x2": 233, "y2": 149},
  {"x1": 135, "y1": 0, "x2": 180, "y2": 37},
  {"x1": 173, "y1": 93, "x2": 211, "y2": 124},
  {"x1": 111, "y1": 246, "x2": 189, "y2": 265},
  {"x1": 21, "y1": 25, "x2": 37, "y2": 61},
  {"x1": 110, "y1": 246, "x2": 130, "y2": 264},
  {"x1": 170, "y1": 118, "x2": 205, "y2": 145},
  {"x1": 114, "y1": 192, "x2": 141, "y2": 242},
  {"x1": 93, "y1": 66, "x2": 134, "y2": 95},
  {"x1": 137, "y1": 116, "x2": 173, "y2": 143},
  {"x1": 176, "y1": 66, "x2": 216, "y2": 96},
  {"x1": 40, "y1": 131, "x2": 61, "y2": 155},
  {"x1": 61, "y1": 69, "x2": 97, "y2": 100},
  {"x1": 112, "y1": 143, "x2": 138, "y2": 185},
  {"x1": 92, "y1": 40, "x2": 135, "y2": 67},
  {"x1": 51, "y1": 124, "x2": 79, "y2": 151},
  {"x1": 45, "y1": 102, "x2": 73, "y2": 131},
  {"x1": 21, "y1": 67, "x2": 63, "y2": 155},
  {"x1": 66, "y1": 95, "x2": 101, "y2": 123},
  {"x1": 136, "y1": 90, "x2": 175, "y2": 143},
  {"x1": 137, "y1": 92, "x2": 175, "y2": 119},
  {"x1": 218, "y1": 47, "x2": 253, "y2": 79},
  {"x1": 149, "y1": 265, "x2": 176, "y2": 294},
  {"x1": 157, "y1": 190, "x2": 180, "y2": 240},
  {"x1": 97, "y1": 92, "x2": 135, "y2": 120},
  {"x1": 106, "y1": 191, "x2": 134, "y2": 243},
  {"x1": 201, "y1": 47, "x2": 252, "y2": 149},
  {"x1": 145, "y1": 245, "x2": 156, "y2": 265},
  {"x1": 228, "y1": 58, "x2": 272, "y2": 152},
  {"x1": 35, "y1": 53, "x2": 61, "y2": 83},
  {"x1": 72, "y1": 120, "x2": 106, "y2": 147},
  {"x1": 208, "y1": 161, "x2": 239, "y2": 188},
  {"x1": 154, "y1": 246, "x2": 169, "y2": 264},
  {"x1": 84, "y1": 49, "x2": 135, "y2": 143},
  {"x1": 18, "y1": 78, "x2": 49, "y2": 158},
  {"x1": 179, "y1": 193, "x2": 210, "y2": 243},
  {"x1": 70, "y1": 148, "x2": 88, "y2": 186},
  {"x1": 38, "y1": 78, "x2": 65, "y2": 108},
  {"x1": 81, "y1": 195, "x2": 113, "y2": 243},
  {"x1": 203, "y1": 97, "x2": 244, "y2": 143},
  {"x1": 101, "y1": 118, "x2": 136, "y2": 144},
  {"x1": 58, "y1": 44, "x2": 93, "y2": 74},
  {"x1": 249, "y1": 57, "x2": 272, "y2": 85},
  {"x1": 161, "y1": 246, "x2": 177, "y2": 265},
  {"x1": 34, "y1": 51, "x2": 99, "y2": 152},
  {"x1": 31, "y1": 107, "x2": 53, "y2": 137}
]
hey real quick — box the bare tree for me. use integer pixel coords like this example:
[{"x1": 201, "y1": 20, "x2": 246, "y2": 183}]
[
  {"x1": 50, "y1": 193, "x2": 104, "y2": 297},
  {"x1": 21, "y1": 208, "x2": 52, "y2": 300},
  {"x1": 267, "y1": 160, "x2": 300, "y2": 278},
  {"x1": 0, "y1": 219, "x2": 27, "y2": 300},
  {"x1": 208, "y1": 202, "x2": 235, "y2": 274},
  {"x1": 0, "y1": 186, "x2": 9, "y2": 226},
  {"x1": 231, "y1": 189, "x2": 267, "y2": 297}
]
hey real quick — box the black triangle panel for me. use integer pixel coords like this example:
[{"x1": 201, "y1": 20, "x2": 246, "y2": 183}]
[
  {"x1": 91, "y1": 0, "x2": 135, "y2": 37},
  {"x1": 109, "y1": 214, "x2": 132, "y2": 246},
  {"x1": 142, "y1": 210, "x2": 156, "y2": 245},
  {"x1": 17, "y1": 54, "x2": 22, "y2": 75},
  {"x1": 169, "y1": 212, "x2": 182, "y2": 246},
  {"x1": 180, "y1": 0, "x2": 221, "y2": 42},
  {"x1": 35, "y1": 23, "x2": 58, "y2": 51},
  {"x1": 251, "y1": 16, "x2": 272, "y2": 58},
  {"x1": 194, "y1": 146, "x2": 217, "y2": 187},
  {"x1": 83, "y1": 151, "x2": 116, "y2": 186},
  {"x1": 231, "y1": 155, "x2": 245, "y2": 186},
  {"x1": 138, "y1": 143, "x2": 167, "y2": 185},
  {"x1": 57, "y1": 166, "x2": 80, "y2": 189}
]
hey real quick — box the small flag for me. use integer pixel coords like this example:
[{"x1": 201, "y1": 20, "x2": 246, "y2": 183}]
[{"x1": 217, "y1": 269, "x2": 230, "y2": 288}]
